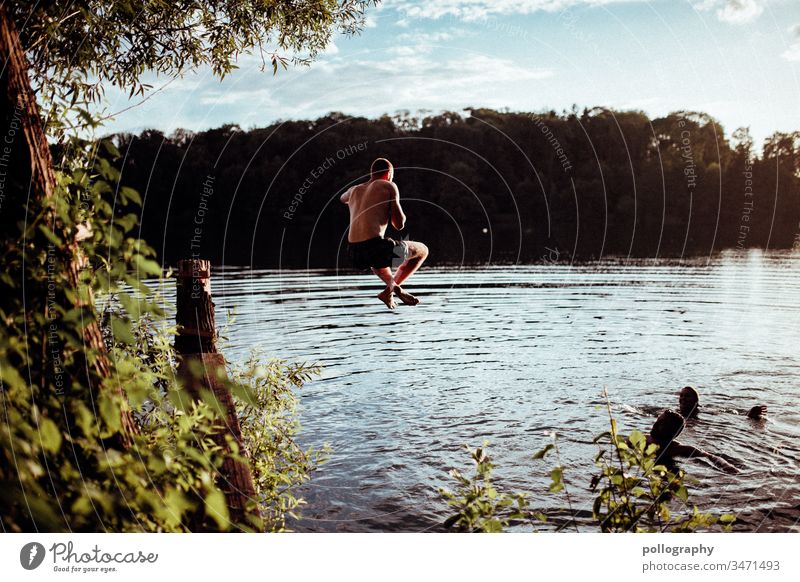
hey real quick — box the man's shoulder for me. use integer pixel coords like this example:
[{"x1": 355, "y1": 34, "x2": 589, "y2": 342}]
[
  {"x1": 368, "y1": 179, "x2": 398, "y2": 195},
  {"x1": 346, "y1": 182, "x2": 368, "y2": 198},
  {"x1": 362, "y1": 180, "x2": 397, "y2": 196}
]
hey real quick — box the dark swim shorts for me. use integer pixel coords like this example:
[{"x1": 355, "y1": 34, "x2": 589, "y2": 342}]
[{"x1": 348, "y1": 236, "x2": 407, "y2": 270}]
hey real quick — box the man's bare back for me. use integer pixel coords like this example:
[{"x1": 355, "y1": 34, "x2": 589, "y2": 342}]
[
  {"x1": 344, "y1": 179, "x2": 404, "y2": 243},
  {"x1": 342, "y1": 158, "x2": 429, "y2": 309}
]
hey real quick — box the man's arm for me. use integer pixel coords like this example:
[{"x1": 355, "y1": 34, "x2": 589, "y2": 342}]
[
  {"x1": 672, "y1": 443, "x2": 739, "y2": 473},
  {"x1": 389, "y1": 183, "x2": 406, "y2": 230}
]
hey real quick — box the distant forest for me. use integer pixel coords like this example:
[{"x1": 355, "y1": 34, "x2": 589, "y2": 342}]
[{"x1": 110, "y1": 108, "x2": 800, "y2": 267}]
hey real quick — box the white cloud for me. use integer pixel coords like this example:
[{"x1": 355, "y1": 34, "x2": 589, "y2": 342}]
[
  {"x1": 322, "y1": 41, "x2": 340, "y2": 55},
  {"x1": 782, "y1": 23, "x2": 800, "y2": 61},
  {"x1": 397, "y1": 30, "x2": 464, "y2": 43},
  {"x1": 782, "y1": 43, "x2": 800, "y2": 62},
  {"x1": 716, "y1": 0, "x2": 764, "y2": 24},
  {"x1": 392, "y1": 0, "x2": 769, "y2": 26},
  {"x1": 394, "y1": 0, "x2": 638, "y2": 21},
  {"x1": 691, "y1": 0, "x2": 765, "y2": 25},
  {"x1": 102, "y1": 48, "x2": 553, "y2": 135},
  {"x1": 391, "y1": 28, "x2": 470, "y2": 55},
  {"x1": 387, "y1": 45, "x2": 418, "y2": 56},
  {"x1": 310, "y1": 53, "x2": 552, "y2": 114}
]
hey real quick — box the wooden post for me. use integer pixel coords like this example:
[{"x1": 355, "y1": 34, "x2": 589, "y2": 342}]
[{"x1": 175, "y1": 259, "x2": 261, "y2": 530}]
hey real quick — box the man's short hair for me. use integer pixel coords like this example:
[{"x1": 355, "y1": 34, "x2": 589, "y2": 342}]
[
  {"x1": 650, "y1": 410, "x2": 685, "y2": 445},
  {"x1": 370, "y1": 157, "x2": 392, "y2": 179}
]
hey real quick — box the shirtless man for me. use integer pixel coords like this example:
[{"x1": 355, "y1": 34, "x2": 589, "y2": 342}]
[
  {"x1": 341, "y1": 158, "x2": 429, "y2": 309},
  {"x1": 646, "y1": 410, "x2": 739, "y2": 474}
]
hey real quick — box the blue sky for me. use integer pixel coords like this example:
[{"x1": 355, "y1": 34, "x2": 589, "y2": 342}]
[{"x1": 101, "y1": 0, "x2": 800, "y2": 147}]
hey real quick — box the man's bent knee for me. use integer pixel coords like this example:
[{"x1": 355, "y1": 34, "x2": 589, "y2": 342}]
[{"x1": 406, "y1": 241, "x2": 429, "y2": 259}]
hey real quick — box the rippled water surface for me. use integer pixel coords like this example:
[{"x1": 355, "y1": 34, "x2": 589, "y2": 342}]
[{"x1": 182, "y1": 251, "x2": 800, "y2": 532}]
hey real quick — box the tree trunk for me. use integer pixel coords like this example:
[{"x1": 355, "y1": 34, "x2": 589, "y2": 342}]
[
  {"x1": 175, "y1": 259, "x2": 262, "y2": 530},
  {"x1": 0, "y1": 4, "x2": 137, "y2": 447}
]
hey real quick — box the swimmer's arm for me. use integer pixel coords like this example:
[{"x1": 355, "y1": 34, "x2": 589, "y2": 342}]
[
  {"x1": 674, "y1": 443, "x2": 739, "y2": 474},
  {"x1": 340, "y1": 187, "x2": 353, "y2": 204},
  {"x1": 390, "y1": 183, "x2": 406, "y2": 230},
  {"x1": 747, "y1": 405, "x2": 767, "y2": 419}
]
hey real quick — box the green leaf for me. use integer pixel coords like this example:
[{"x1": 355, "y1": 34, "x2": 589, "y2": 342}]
[
  {"x1": 629, "y1": 430, "x2": 646, "y2": 449},
  {"x1": 115, "y1": 213, "x2": 138, "y2": 232},
  {"x1": 134, "y1": 254, "x2": 162, "y2": 276},
  {"x1": 72, "y1": 496, "x2": 92, "y2": 515},
  {"x1": 102, "y1": 140, "x2": 121, "y2": 158},
  {"x1": 164, "y1": 489, "x2": 194, "y2": 519},
  {"x1": 549, "y1": 467, "x2": 564, "y2": 493},
  {"x1": 118, "y1": 292, "x2": 142, "y2": 319},
  {"x1": 205, "y1": 489, "x2": 230, "y2": 530},
  {"x1": 120, "y1": 186, "x2": 143, "y2": 206},
  {"x1": 99, "y1": 394, "x2": 121, "y2": 432},
  {"x1": 39, "y1": 417, "x2": 62, "y2": 453},
  {"x1": 532, "y1": 443, "x2": 554, "y2": 460},
  {"x1": 0, "y1": 362, "x2": 26, "y2": 391},
  {"x1": 229, "y1": 381, "x2": 258, "y2": 407},
  {"x1": 110, "y1": 317, "x2": 135, "y2": 344}
]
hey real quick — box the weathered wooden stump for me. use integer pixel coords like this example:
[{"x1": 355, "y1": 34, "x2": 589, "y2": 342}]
[{"x1": 175, "y1": 259, "x2": 261, "y2": 530}]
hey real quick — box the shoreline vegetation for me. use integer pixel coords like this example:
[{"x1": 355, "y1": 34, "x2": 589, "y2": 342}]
[
  {"x1": 439, "y1": 391, "x2": 735, "y2": 534},
  {"x1": 1, "y1": 0, "x2": 375, "y2": 533}
]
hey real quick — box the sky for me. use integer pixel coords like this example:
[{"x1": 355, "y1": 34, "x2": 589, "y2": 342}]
[{"x1": 100, "y1": 0, "x2": 800, "y2": 147}]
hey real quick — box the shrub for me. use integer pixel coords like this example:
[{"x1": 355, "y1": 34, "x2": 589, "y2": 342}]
[
  {"x1": 440, "y1": 393, "x2": 734, "y2": 533},
  {"x1": 438, "y1": 444, "x2": 531, "y2": 532},
  {"x1": 233, "y1": 357, "x2": 328, "y2": 531}
]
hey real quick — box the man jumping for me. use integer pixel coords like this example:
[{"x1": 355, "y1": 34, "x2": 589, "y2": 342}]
[{"x1": 341, "y1": 158, "x2": 428, "y2": 309}]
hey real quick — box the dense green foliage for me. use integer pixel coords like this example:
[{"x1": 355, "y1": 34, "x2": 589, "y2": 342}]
[
  {"x1": 110, "y1": 109, "x2": 800, "y2": 266},
  {"x1": 233, "y1": 357, "x2": 328, "y2": 531},
  {"x1": 0, "y1": 136, "x2": 323, "y2": 531},
  {"x1": 1, "y1": 133, "x2": 214, "y2": 531},
  {"x1": 2, "y1": 1, "x2": 373, "y2": 532}
]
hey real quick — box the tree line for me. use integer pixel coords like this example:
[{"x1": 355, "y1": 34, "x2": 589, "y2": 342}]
[{"x1": 112, "y1": 108, "x2": 800, "y2": 267}]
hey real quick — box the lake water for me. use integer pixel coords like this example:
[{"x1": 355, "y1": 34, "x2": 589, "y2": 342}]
[{"x1": 197, "y1": 250, "x2": 800, "y2": 532}]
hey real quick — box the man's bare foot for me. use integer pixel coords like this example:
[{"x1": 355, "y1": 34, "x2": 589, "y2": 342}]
[
  {"x1": 377, "y1": 286, "x2": 396, "y2": 309},
  {"x1": 394, "y1": 286, "x2": 419, "y2": 306}
]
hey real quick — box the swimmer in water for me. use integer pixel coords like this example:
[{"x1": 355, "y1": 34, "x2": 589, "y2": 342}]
[
  {"x1": 646, "y1": 410, "x2": 739, "y2": 474},
  {"x1": 678, "y1": 386, "x2": 766, "y2": 420}
]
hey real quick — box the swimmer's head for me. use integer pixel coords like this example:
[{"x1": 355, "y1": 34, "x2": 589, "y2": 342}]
[
  {"x1": 679, "y1": 386, "x2": 699, "y2": 418},
  {"x1": 650, "y1": 410, "x2": 686, "y2": 445},
  {"x1": 370, "y1": 158, "x2": 393, "y2": 181}
]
